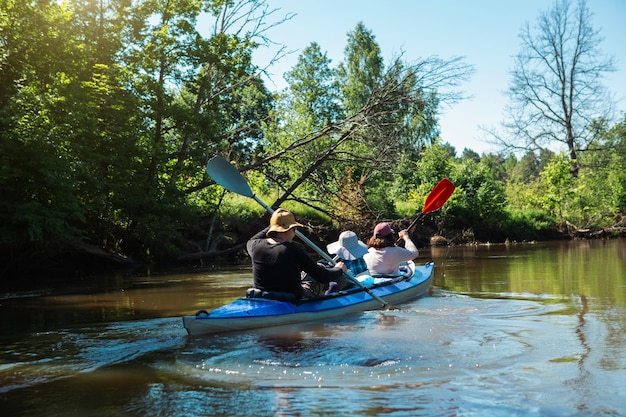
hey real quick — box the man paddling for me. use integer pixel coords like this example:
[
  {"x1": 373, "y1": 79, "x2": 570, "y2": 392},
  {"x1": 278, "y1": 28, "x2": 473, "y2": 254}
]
[{"x1": 246, "y1": 208, "x2": 347, "y2": 300}]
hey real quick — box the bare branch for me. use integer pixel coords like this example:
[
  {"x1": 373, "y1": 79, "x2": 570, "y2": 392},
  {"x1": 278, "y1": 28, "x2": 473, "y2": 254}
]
[{"x1": 500, "y1": 0, "x2": 617, "y2": 174}]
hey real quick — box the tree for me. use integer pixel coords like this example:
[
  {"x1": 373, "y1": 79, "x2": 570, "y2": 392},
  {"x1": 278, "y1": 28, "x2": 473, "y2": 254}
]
[
  {"x1": 246, "y1": 21, "x2": 472, "y2": 229},
  {"x1": 502, "y1": 0, "x2": 616, "y2": 176},
  {"x1": 451, "y1": 159, "x2": 507, "y2": 229},
  {"x1": 112, "y1": 0, "x2": 279, "y2": 258},
  {"x1": 461, "y1": 148, "x2": 480, "y2": 163},
  {"x1": 262, "y1": 42, "x2": 342, "y2": 211},
  {"x1": 0, "y1": 0, "x2": 286, "y2": 268},
  {"x1": 575, "y1": 116, "x2": 626, "y2": 226},
  {"x1": 283, "y1": 42, "x2": 342, "y2": 128},
  {"x1": 0, "y1": 0, "x2": 85, "y2": 248},
  {"x1": 538, "y1": 153, "x2": 575, "y2": 227}
]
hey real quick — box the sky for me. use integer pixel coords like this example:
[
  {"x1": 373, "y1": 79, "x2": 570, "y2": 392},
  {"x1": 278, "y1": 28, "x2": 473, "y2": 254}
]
[{"x1": 252, "y1": 0, "x2": 626, "y2": 155}]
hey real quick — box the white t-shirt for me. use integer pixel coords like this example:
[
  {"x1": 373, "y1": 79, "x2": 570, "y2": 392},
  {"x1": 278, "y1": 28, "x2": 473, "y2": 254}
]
[{"x1": 363, "y1": 239, "x2": 419, "y2": 275}]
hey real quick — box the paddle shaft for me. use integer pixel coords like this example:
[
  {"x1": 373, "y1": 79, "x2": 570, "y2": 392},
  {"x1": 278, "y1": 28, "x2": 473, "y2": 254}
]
[
  {"x1": 405, "y1": 213, "x2": 425, "y2": 234},
  {"x1": 395, "y1": 211, "x2": 434, "y2": 245}
]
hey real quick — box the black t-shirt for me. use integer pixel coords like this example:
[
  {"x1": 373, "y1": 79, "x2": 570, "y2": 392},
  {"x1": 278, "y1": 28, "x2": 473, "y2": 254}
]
[{"x1": 246, "y1": 227, "x2": 344, "y2": 298}]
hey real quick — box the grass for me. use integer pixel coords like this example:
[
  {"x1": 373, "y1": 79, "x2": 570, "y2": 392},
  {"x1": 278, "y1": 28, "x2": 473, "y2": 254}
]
[{"x1": 219, "y1": 192, "x2": 332, "y2": 225}]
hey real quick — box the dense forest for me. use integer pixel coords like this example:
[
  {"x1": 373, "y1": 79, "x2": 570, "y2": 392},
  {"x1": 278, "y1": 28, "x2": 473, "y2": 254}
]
[{"x1": 1, "y1": 0, "x2": 625, "y2": 279}]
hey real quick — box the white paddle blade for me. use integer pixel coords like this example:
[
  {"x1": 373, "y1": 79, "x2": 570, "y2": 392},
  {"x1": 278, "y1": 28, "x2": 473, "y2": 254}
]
[{"x1": 206, "y1": 156, "x2": 254, "y2": 198}]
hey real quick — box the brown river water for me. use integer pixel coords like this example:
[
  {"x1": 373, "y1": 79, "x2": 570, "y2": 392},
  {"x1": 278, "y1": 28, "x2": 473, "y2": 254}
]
[{"x1": 1, "y1": 239, "x2": 625, "y2": 416}]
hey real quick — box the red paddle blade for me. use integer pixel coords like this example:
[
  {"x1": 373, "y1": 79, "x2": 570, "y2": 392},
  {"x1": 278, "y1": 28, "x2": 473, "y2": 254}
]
[{"x1": 422, "y1": 178, "x2": 455, "y2": 214}]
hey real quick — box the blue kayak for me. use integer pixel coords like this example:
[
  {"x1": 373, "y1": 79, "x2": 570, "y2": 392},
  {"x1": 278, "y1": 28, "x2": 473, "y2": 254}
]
[{"x1": 182, "y1": 261, "x2": 434, "y2": 336}]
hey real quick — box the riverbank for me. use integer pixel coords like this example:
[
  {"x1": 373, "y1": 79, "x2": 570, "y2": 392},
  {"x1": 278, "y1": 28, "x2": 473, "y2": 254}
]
[{"x1": 3, "y1": 220, "x2": 626, "y2": 286}]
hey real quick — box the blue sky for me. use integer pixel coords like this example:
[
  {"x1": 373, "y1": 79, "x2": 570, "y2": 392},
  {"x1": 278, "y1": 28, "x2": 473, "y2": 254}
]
[{"x1": 253, "y1": 0, "x2": 626, "y2": 155}]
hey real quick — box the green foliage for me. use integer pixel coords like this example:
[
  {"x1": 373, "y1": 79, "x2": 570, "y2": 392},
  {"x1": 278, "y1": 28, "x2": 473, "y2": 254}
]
[
  {"x1": 565, "y1": 117, "x2": 626, "y2": 227},
  {"x1": 264, "y1": 42, "x2": 341, "y2": 208},
  {"x1": 336, "y1": 22, "x2": 384, "y2": 116},
  {"x1": 283, "y1": 42, "x2": 342, "y2": 127},
  {"x1": 537, "y1": 153, "x2": 575, "y2": 226},
  {"x1": 500, "y1": 209, "x2": 558, "y2": 241},
  {"x1": 263, "y1": 21, "x2": 446, "y2": 228},
  {"x1": 502, "y1": 125, "x2": 626, "y2": 233},
  {"x1": 1, "y1": 0, "x2": 624, "y2": 275},
  {"x1": 391, "y1": 140, "x2": 454, "y2": 210},
  {"x1": 443, "y1": 158, "x2": 508, "y2": 240},
  {"x1": 0, "y1": 0, "x2": 276, "y2": 268}
]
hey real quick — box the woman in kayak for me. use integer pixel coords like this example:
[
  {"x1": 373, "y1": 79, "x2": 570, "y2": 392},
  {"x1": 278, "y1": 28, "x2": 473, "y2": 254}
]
[
  {"x1": 363, "y1": 222, "x2": 419, "y2": 276},
  {"x1": 246, "y1": 208, "x2": 347, "y2": 300}
]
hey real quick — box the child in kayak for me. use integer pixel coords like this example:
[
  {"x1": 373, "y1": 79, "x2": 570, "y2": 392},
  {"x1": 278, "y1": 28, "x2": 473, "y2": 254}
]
[{"x1": 326, "y1": 230, "x2": 369, "y2": 276}]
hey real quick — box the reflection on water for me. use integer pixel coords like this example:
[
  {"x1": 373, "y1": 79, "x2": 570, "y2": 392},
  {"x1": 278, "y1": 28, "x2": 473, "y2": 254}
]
[
  {"x1": 1, "y1": 240, "x2": 625, "y2": 416},
  {"x1": 430, "y1": 240, "x2": 626, "y2": 309}
]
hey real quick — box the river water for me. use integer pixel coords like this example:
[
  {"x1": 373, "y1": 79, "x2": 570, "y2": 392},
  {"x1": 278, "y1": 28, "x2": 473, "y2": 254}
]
[{"x1": 1, "y1": 239, "x2": 625, "y2": 416}]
